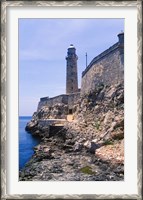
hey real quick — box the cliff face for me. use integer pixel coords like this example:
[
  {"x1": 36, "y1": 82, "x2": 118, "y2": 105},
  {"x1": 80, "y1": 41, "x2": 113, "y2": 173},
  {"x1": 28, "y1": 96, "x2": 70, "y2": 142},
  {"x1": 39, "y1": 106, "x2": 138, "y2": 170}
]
[
  {"x1": 21, "y1": 81, "x2": 124, "y2": 181},
  {"x1": 69, "y1": 82, "x2": 124, "y2": 142},
  {"x1": 25, "y1": 103, "x2": 68, "y2": 137},
  {"x1": 64, "y1": 82, "x2": 124, "y2": 164},
  {"x1": 26, "y1": 82, "x2": 124, "y2": 141},
  {"x1": 21, "y1": 33, "x2": 124, "y2": 181}
]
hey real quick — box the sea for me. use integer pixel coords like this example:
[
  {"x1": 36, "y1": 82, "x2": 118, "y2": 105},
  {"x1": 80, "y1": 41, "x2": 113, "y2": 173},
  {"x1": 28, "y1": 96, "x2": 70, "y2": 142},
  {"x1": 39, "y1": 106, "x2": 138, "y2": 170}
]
[{"x1": 19, "y1": 116, "x2": 41, "y2": 170}]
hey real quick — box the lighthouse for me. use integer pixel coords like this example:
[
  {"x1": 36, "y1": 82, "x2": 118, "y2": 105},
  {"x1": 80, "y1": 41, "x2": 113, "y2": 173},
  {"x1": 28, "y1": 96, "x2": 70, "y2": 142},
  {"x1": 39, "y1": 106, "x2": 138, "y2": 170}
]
[{"x1": 66, "y1": 44, "x2": 78, "y2": 94}]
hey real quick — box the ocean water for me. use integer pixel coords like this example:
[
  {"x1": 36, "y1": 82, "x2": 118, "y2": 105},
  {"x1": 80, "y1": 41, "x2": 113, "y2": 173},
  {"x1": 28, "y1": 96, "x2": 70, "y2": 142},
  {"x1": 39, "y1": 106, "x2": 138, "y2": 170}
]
[{"x1": 19, "y1": 116, "x2": 41, "y2": 170}]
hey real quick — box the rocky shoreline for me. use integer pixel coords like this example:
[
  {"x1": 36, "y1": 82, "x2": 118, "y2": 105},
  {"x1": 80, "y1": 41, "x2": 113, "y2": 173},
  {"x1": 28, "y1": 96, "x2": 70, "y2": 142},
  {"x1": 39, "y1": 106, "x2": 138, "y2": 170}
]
[
  {"x1": 19, "y1": 83, "x2": 124, "y2": 181},
  {"x1": 19, "y1": 126, "x2": 124, "y2": 181}
]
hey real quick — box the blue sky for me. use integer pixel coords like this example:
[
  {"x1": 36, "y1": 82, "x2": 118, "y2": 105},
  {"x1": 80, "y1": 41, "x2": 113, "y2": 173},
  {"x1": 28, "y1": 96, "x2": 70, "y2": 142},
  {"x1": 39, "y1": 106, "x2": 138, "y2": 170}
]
[{"x1": 19, "y1": 18, "x2": 124, "y2": 116}]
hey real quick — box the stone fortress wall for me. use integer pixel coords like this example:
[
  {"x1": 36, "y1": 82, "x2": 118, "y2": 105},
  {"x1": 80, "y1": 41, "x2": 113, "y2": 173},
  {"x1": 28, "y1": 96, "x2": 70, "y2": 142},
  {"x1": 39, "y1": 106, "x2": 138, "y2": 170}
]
[
  {"x1": 37, "y1": 32, "x2": 124, "y2": 112},
  {"x1": 37, "y1": 95, "x2": 68, "y2": 111},
  {"x1": 37, "y1": 92, "x2": 80, "y2": 111},
  {"x1": 81, "y1": 32, "x2": 124, "y2": 95}
]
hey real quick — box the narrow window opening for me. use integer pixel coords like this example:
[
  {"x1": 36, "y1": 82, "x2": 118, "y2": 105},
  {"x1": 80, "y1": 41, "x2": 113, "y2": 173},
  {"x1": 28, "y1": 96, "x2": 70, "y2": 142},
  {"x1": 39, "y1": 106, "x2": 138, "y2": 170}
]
[{"x1": 69, "y1": 109, "x2": 73, "y2": 114}]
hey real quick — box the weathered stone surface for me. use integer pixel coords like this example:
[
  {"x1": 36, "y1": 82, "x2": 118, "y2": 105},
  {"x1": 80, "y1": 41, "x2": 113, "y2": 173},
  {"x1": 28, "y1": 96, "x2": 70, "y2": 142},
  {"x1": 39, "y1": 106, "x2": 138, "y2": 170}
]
[
  {"x1": 66, "y1": 45, "x2": 78, "y2": 94},
  {"x1": 81, "y1": 42, "x2": 124, "y2": 96},
  {"x1": 21, "y1": 82, "x2": 124, "y2": 181},
  {"x1": 37, "y1": 103, "x2": 68, "y2": 119},
  {"x1": 73, "y1": 141, "x2": 83, "y2": 152},
  {"x1": 83, "y1": 141, "x2": 99, "y2": 154},
  {"x1": 19, "y1": 131, "x2": 124, "y2": 181}
]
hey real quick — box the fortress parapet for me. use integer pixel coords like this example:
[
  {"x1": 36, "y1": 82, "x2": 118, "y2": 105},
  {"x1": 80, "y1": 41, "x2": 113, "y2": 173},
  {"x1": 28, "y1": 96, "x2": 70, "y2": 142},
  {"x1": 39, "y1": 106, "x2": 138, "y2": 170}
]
[
  {"x1": 40, "y1": 97, "x2": 49, "y2": 101},
  {"x1": 81, "y1": 32, "x2": 124, "y2": 95}
]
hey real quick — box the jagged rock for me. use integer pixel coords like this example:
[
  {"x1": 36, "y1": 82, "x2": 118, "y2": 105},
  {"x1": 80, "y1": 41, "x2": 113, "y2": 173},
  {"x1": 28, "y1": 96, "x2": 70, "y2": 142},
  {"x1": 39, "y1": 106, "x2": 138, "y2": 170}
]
[
  {"x1": 43, "y1": 147, "x2": 50, "y2": 153},
  {"x1": 21, "y1": 82, "x2": 124, "y2": 181},
  {"x1": 37, "y1": 103, "x2": 68, "y2": 120},
  {"x1": 73, "y1": 142, "x2": 83, "y2": 152},
  {"x1": 84, "y1": 141, "x2": 99, "y2": 154},
  {"x1": 25, "y1": 120, "x2": 38, "y2": 133}
]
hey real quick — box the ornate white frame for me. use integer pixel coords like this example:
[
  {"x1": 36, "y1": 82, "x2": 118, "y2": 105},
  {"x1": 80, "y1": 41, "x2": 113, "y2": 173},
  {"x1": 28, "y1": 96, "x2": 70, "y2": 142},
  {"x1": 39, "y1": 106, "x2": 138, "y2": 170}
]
[{"x1": 1, "y1": 1, "x2": 142, "y2": 199}]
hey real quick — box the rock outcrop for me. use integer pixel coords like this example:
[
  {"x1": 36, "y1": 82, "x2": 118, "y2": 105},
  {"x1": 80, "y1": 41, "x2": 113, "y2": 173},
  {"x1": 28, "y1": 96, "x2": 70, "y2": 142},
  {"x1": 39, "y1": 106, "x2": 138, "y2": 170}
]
[
  {"x1": 20, "y1": 82, "x2": 124, "y2": 181},
  {"x1": 66, "y1": 82, "x2": 124, "y2": 144}
]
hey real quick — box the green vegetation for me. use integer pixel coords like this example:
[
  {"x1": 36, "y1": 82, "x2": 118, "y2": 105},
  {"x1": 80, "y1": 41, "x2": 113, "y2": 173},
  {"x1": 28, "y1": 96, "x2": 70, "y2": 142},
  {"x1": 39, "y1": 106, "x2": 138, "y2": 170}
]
[
  {"x1": 93, "y1": 121, "x2": 100, "y2": 130},
  {"x1": 80, "y1": 166, "x2": 96, "y2": 175},
  {"x1": 104, "y1": 140, "x2": 114, "y2": 145}
]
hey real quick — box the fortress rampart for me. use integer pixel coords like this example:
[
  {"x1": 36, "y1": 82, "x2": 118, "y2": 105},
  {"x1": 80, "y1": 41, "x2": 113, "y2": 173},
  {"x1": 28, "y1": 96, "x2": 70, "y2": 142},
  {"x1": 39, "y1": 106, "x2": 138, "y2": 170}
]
[
  {"x1": 81, "y1": 33, "x2": 124, "y2": 95},
  {"x1": 37, "y1": 94, "x2": 68, "y2": 111},
  {"x1": 37, "y1": 92, "x2": 80, "y2": 111}
]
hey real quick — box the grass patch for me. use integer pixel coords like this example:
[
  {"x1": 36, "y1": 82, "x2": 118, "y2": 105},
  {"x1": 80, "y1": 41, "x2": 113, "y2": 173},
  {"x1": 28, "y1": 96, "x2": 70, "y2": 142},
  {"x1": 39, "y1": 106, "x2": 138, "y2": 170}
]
[
  {"x1": 104, "y1": 140, "x2": 114, "y2": 145},
  {"x1": 80, "y1": 166, "x2": 96, "y2": 175},
  {"x1": 93, "y1": 122, "x2": 100, "y2": 130}
]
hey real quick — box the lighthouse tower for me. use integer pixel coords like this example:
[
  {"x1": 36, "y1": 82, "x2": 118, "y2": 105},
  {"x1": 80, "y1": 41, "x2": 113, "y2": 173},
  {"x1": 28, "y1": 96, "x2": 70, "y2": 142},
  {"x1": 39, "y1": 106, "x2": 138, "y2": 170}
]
[{"x1": 66, "y1": 44, "x2": 78, "y2": 94}]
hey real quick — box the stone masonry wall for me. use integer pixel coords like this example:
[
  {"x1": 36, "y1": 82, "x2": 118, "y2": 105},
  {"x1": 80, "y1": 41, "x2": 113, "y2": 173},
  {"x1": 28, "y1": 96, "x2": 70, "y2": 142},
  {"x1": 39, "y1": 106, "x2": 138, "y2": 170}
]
[
  {"x1": 38, "y1": 119, "x2": 66, "y2": 127},
  {"x1": 37, "y1": 93, "x2": 80, "y2": 111},
  {"x1": 68, "y1": 92, "x2": 80, "y2": 109},
  {"x1": 81, "y1": 42, "x2": 124, "y2": 95},
  {"x1": 66, "y1": 45, "x2": 78, "y2": 94},
  {"x1": 37, "y1": 94, "x2": 68, "y2": 111}
]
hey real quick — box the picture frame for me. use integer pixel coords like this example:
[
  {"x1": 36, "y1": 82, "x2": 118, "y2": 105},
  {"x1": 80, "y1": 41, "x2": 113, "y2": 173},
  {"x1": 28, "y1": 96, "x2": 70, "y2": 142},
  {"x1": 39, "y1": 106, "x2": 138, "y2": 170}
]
[{"x1": 0, "y1": 0, "x2": 142, "y2": 199}]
